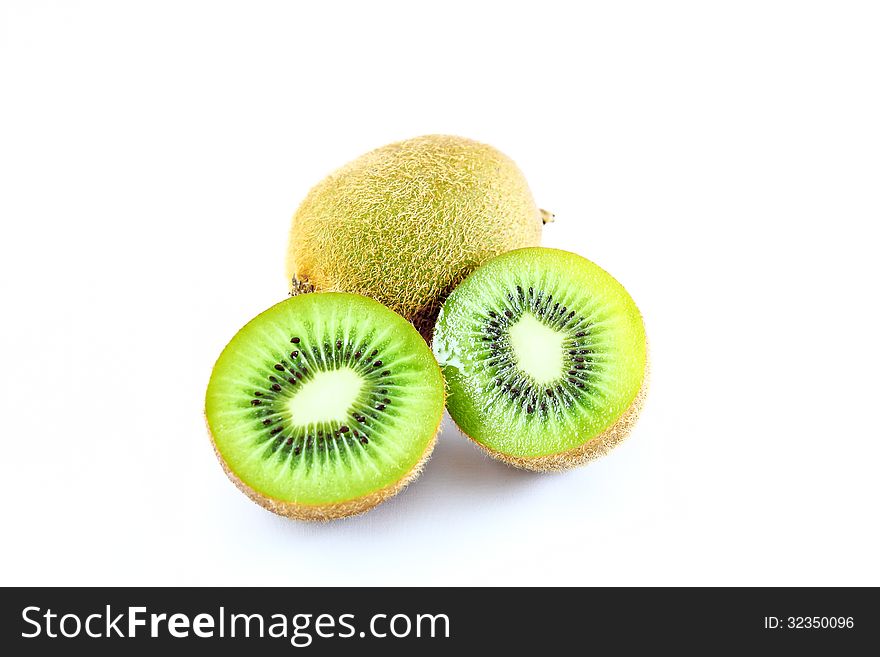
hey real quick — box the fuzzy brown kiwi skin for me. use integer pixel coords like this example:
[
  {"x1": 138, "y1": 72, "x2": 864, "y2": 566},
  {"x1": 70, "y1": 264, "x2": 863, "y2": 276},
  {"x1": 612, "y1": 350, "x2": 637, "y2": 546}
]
[
  {"x1": 289, "y1": 277, "x2": 316, "y2": 298},
  {"x1": 289, "y1": 204, "x2": 556, "y2": 343},
  {"x1": 453, "y1": 359, "x2": 649, "y2": 473},
  {"x1": 204, "y1": 382, "x2": 445, "y2": 522}
]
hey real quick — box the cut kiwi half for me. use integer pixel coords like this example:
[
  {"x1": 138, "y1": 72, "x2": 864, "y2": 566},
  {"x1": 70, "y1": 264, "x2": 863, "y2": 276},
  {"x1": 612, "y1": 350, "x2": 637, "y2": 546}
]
[
  {"x1": 205, "y1": 293, "x2": 445, "y2": 520},
  {"x1": 433, "y1": 247, "x2": 647, "y2": 471}
]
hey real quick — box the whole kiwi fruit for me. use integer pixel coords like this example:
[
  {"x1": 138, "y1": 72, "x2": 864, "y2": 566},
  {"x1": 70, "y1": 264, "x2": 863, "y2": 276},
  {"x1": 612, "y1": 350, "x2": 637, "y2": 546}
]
[{"x1": 287, "y1": 135, "x2": 550, "y2": 338}]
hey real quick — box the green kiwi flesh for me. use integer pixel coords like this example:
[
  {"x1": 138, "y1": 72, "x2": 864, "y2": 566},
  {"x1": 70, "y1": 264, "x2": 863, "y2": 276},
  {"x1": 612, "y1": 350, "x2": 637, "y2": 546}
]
[
  {"x1": 432, "y1": 248, "x2": 647, "y2": 471},
  {"x1": 205, "y1": 293, "x2": 445, "y2": 519}
]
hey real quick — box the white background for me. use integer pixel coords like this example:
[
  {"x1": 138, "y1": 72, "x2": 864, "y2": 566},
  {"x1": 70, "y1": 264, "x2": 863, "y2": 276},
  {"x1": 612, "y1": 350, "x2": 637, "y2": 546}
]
[{"x1": 1, "y1": 1, "x2": 878, "y2": 586}]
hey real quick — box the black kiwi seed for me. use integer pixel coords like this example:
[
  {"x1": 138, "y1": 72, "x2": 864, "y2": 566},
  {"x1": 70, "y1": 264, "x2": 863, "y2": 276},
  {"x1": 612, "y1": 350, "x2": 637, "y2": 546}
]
[
  {"x1": 336, "y1": 340, "x2": 342, "y2": 349},
  {"x1": 354, "y1": 351, "x2": 361, "y2": 359},
  {"x1": 360, "y1": 436, "x2": 369, "y2": 445},
  {"x1": 270, "y1": 427, "x2": 282, "y2": 435},
  {"x1": 251, "y1": 399, "x2": 261, "y2": 406},
  {"x1": 262, "y1": 418, "x2": 272, "y2": 425},
  {"x1": 381, "y1": 370, "x2": 390, "y2": 376},
  {"x1": 254, "y1": 391, "x2": 263, "y2": 396},
  {"x1": 504, "y1": 310, "x2": 513, "y2": 318},
  {"x1": 290, "y1": 350, "x2": 299, "y2": 358},
  {"x1": 274, "y1": 364, "x2": 284, "y2": 371},
  {"x1": 294, "y1": 446, "x2": 301, "y2": 455},
  {"x1": 374, "y1": 360, "x2": 382, "y2": 367},
  {"x1": 291, "y1": 337, "x2": 300, "y2": 344},
  {"x1": 356, "y1": 415, "x2": 366, "y2": 423},
  {"x1": 383, "y1": 398, "x2": 390, "y2": 404},
  {"x1": 288, "y1": 377, "x2": 296, "y2": 384},
  {"x1": 370, "y1": 350, "x2": 378, "y2": 358},
  {"x1": 376, "y1": 403, "x2": 386, "y2": 411},
  {"x1": 340, "y1": 425, "x2": 349, "y2": 433}
]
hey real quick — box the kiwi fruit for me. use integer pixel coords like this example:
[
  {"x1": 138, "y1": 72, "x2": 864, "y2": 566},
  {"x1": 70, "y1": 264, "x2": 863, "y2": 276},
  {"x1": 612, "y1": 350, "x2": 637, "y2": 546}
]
[
  {"x1": 287, "y1": 134, "x2": 550, "y2": 339},
  {"x1": 432, "y1": 247, "x2": 647, "y2": 471},
  {"x1": 205, "y1": 292, "x2": 445, "y2": 520}
]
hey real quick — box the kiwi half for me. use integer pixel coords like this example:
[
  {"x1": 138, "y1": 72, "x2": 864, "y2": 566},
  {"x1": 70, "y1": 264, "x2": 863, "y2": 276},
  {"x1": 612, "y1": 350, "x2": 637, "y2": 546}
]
[
  {"x1": 205, "y1": 293, "x2": 445, "y2": 520},
  {"x1": 432, "y1": 248, "x2": 647, "y2": 471},
  {"x1": 287, "y1": 135, "x2": 548, "y2": 339}
]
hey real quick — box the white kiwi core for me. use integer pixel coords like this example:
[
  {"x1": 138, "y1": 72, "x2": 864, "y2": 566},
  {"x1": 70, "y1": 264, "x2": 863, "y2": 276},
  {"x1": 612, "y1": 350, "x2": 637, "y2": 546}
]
[
  {"x1": 286, "y1": 367, "x2": 363, "y2": 426},
  {"x1": 507, "y1": 312, "x2": 564, "y2": 385}
]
